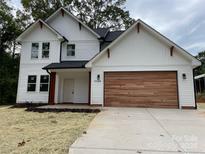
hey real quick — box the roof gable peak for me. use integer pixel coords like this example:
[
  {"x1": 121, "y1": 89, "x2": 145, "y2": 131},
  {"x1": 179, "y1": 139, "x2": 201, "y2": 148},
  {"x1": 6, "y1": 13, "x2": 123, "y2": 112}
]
[
  {"x1": 45, "y1": 7, "x2": 100, "y2": 38},
  {"x1": 16, "y1": 19, "x2": 65, "y2": 42},
  {"x1": 86, "y1": 19, "x2": 201, "y2": 68}
]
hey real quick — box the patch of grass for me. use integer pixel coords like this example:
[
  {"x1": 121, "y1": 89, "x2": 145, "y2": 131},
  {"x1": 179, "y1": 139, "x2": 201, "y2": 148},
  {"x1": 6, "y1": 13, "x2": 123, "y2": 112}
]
[
  {"x1": 198, "y1": 103, "x2": 205, "y2": 109},
  {"x1": 0, "y1": 106, "x2": 96, "y2": 154}
]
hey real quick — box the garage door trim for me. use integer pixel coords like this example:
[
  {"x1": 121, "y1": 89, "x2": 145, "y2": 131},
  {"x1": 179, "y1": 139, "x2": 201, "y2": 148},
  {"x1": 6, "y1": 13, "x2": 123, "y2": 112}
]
[{"x1": 103, "y1": 71, "x2": 179, "y2": 108}]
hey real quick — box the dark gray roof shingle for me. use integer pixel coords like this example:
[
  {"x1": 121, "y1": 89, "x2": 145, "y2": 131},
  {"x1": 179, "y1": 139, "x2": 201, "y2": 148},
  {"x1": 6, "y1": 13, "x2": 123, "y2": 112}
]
[
  {"x1": 93, "y1": 28, "x2": 125, "y2": 50},
  {"x1": 105, "y1": 31, "x2": 124, "y2": 42},
  {"x1": 42, "y1": 61, "x2": 88, "y2": 69},
  {"x1": 93, "y1": 28, "x2": 110, "y2": 38},
  {"x1": 93, "y1": 28, "x2": 125, "y2": 41}
]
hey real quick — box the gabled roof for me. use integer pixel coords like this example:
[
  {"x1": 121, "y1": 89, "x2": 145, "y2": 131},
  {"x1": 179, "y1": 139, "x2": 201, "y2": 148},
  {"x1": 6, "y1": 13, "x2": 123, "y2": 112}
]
[
  {"x1": 86, "y1": 19, "x2": 201, "y2": 68},
  {"x1": 45, "y1": 7, "x2": 101, "y2": 38},
  {"x1": 16, "y1": 19, "x2": 66, "y2": 42},
  {"x1": 93, "y1": 28, "x2": 110, "y2": 38},
  {"x1": 42, "y1": 61, "x2": 88, "y2": 70}
]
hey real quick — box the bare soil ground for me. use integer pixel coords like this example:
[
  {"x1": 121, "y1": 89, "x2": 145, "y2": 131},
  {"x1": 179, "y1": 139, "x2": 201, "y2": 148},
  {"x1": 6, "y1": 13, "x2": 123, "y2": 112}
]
[{"x1": 0, "y1": 106, "x2": 96, "y2": 154}]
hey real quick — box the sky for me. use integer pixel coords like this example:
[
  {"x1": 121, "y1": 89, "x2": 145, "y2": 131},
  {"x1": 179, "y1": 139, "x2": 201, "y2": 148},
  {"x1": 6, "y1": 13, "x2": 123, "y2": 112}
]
[{"x1": 9, "y1": 0, "x2": 205, "y2": 55}]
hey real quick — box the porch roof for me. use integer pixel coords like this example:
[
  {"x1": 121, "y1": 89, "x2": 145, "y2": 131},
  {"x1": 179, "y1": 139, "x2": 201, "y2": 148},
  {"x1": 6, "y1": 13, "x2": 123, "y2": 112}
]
[{"x1": 42, "y1": 61, "x2": 89, "y2": 70}]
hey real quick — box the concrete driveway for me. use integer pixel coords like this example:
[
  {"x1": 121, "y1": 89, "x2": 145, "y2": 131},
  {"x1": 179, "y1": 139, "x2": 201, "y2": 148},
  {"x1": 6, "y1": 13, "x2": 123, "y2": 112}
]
[{"x1": 69, "y1": 108, "x2": 205, "y2": 154}]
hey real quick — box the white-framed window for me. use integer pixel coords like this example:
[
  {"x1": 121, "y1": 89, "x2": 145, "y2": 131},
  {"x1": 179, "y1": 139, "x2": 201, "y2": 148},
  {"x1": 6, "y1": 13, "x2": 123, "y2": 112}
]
[
  {"x1": 67, "y1": 44, "x2": 75, "y2": 56},
  {"x1": 31, "y1": 43, "x2": 39, "y2": 59},
  {"x1": 27, "y1": 75, "x2": 37, "y2": 92},
  {"x1": 42, "y1": 42, "x2": 50, "y2": 58},
  {"x1": 40, "y1": 75, "x2": 49, "y2": 92}
]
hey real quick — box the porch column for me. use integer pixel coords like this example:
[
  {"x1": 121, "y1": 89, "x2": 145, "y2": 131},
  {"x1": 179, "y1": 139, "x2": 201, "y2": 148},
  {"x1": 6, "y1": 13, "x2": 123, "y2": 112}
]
[{"x1": 49, "y1": 72, "x2": 56, "y2": 105}]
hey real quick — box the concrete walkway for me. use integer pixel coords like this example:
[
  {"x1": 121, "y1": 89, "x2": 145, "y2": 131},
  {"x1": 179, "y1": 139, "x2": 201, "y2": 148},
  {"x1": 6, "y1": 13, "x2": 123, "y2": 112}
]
[{"x1": 69, "y1": 108, "x2": 205, "y2": 154}]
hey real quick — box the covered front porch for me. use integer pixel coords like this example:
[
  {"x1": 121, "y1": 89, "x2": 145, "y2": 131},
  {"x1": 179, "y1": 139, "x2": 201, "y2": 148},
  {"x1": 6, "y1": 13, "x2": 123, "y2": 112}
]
[{"x1": 43, "y1": 61, "x2": 91, "y2": 105}]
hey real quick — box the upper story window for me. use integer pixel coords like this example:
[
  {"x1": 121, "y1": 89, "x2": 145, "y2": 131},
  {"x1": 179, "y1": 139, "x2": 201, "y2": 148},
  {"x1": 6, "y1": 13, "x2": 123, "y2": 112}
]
[
  {"x1": 31, "y1": 43, "x2": 39, "y2": 59},
  {"x1": 42, "y1": 42, "x2": 50, "y2": 58},
  {"x1": 27, "y1": 75, "x2": 37, "y2": 92},
  {"x1": 67, "y1": 44, "x2": 75, "y2": 56},
  {"x1": 40, "y1": 75, "x2": 49, "y2": 92}
]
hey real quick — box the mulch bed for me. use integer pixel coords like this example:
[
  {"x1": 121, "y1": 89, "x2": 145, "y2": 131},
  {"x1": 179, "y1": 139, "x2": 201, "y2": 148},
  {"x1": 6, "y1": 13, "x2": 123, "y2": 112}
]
[
  {"x1": 10, "y1": 103, "x2": 100, "y2": 113},
  {"x1": 26, "y1": 107, "x2": 101, "y2": 113}
]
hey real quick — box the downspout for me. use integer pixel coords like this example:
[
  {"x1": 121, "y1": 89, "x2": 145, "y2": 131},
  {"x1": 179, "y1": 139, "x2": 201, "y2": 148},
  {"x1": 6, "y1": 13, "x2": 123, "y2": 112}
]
[
  {"x1": 46, "y1": 69, "x2": 51, "y2": 75},
  {"x1": 60, "y1": 37, "x2": 68, "y2": 62},
  {"x1": 193, "y1": 66, "x2": 200, "y2": 109},
  {"x1": 46, "y1": 69, "x2": 51, "y2": 104}
]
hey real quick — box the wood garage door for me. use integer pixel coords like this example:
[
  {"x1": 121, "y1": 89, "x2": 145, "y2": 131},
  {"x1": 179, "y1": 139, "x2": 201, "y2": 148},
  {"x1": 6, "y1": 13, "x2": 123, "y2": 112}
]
[{"x1": 104, "y1": 71, "x2": 179, "y2": 108}]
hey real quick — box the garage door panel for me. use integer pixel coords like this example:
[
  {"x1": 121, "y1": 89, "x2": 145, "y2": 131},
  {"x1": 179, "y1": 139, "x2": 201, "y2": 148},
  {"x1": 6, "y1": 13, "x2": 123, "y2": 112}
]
[
  {"x1": 106, "y1": 95, "x2": 177, "y2": 100},
  {"x1": 106, "y1": 98, "x2": 178, "y2": 103},
  {"x1": 105, "y1": 86, "x2": 176, "y2": 94},
  {"x1": 104, "y1": 71, "x2": 178, "y2": 108},
  {"x1": 105, "y1": 96, "x2": 178, "y2": 101}
]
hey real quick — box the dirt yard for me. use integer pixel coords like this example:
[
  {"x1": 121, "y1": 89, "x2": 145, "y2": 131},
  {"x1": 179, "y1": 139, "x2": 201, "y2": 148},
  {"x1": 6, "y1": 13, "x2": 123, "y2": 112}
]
[{"x1": 0, "y1": 106, "x2": 96, "y2": 154}]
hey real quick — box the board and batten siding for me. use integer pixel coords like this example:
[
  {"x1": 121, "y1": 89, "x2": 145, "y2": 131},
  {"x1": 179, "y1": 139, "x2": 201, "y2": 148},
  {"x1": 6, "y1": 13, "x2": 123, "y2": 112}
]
[
  {"x1": 16, "y1": 25, "x2": 61, "y2": 103},
  {"x1": 47, "y1": 11, "x2": 100, "y2": 61},
  {"x1": 90, "y1": 27, "x2": 195, "y2": 108}
]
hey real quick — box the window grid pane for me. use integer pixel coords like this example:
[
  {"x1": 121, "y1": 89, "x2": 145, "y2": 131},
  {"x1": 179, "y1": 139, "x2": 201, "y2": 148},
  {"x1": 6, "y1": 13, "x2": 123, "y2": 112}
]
[
  {"x1": 28, "y1": 75, "x2": 36, "y2": 83},
  {"x1": 40, "y1": 75, "x2": 49, "y2": 92},
  {"x1": 42, "y1": 42, "x2": 50, "y2": 58},
  {"x1": 40, "y1": 84, "x2": 49, "y2": 91},
  {"x1": 31, "y1": 43, "x2": 39, "y2": 59},
  {"x1": 27, "y1": 84, "x2": 36, "y2": 91},
  {"x1": 67, "y1": 44, "x2": 75, "y2": 56},
  {"x1": 40, "y1": 75, "x2": 49, "y2": 83},
  {"x1": 27, "y1": 75, "x2": 37, "y2": 92}
]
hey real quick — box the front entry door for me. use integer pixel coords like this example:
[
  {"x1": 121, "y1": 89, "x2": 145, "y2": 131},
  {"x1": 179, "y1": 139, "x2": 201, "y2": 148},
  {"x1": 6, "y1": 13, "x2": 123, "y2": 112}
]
[{"x1": 63, "y1": 79, "x2": 74, "y2": 103}]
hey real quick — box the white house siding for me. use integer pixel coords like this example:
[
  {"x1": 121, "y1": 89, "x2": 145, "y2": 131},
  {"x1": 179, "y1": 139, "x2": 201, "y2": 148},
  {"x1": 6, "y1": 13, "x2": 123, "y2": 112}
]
[
  {"x1": 47, "y1": 12, "x2": 100, "y2": 61},
  {"x1": 90, "y1": 27, "x2": 195, "y2": 108},
  {"x1": 16, "y1": 25, "x2": 61, "y2": 103},
  {"x1": 56, "y1": 71, "x2": 89, "y2": 104}
]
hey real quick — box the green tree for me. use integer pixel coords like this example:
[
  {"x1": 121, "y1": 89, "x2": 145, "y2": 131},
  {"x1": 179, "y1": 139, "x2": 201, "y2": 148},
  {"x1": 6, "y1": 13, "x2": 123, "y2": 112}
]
[
  {"x1": 15, "y1": 9, "x2": 32, "y2": 31},
  {"x1": 0, "y1": 0, "x2": 17, "y2": 55},
  {"x1": 71, "y1": 0, "x2": 134, "y2": 29},
  {"x1": 21, "y1": 0, "x2": 134, "y2": 30},
  {"x1": 21, "y1": 0, "x2": 73, "y2": 20},
  {"x1": 0, "y1": 53, "x2": 20, "y2": 104},
  {"x1": 195, "y1": 51, "x2": 205, "y2": 75},
  {"x1": 0, "y1": 0, "x2": 23, "y2": 104}
]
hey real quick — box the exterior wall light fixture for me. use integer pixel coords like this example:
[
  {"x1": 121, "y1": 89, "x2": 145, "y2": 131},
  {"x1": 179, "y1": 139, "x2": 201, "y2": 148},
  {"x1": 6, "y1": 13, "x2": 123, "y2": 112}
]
[{"x1": 182, "y1": 73, "x2": 187, "y2": 80}]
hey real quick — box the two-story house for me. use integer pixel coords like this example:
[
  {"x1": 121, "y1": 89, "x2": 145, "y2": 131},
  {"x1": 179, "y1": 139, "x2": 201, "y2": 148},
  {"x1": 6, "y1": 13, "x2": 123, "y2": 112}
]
[{"x1": 16, "y1": 7, "x2": 201, "y2": 109}]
